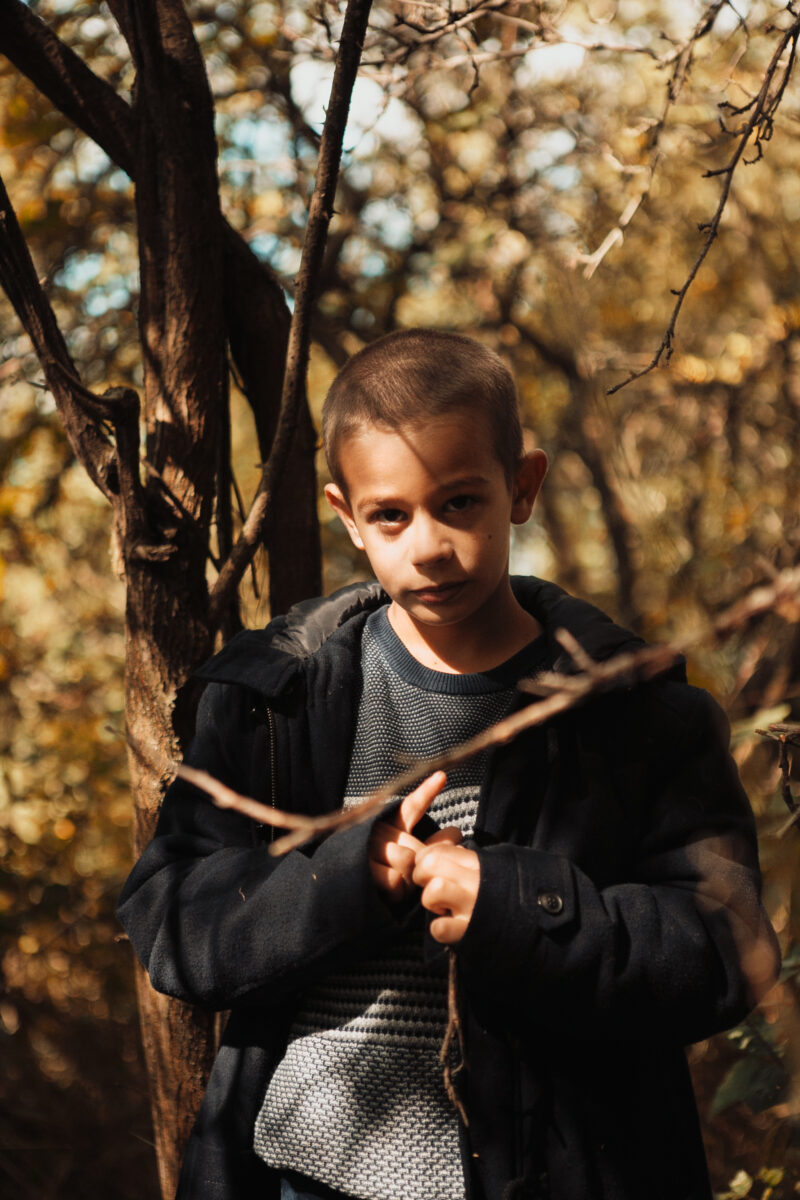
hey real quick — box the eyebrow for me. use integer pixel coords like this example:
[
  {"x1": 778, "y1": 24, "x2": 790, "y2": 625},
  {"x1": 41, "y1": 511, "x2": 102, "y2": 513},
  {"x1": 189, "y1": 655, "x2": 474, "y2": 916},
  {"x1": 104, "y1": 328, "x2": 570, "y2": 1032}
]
[
  {"x1": 357, "y1": 475, "x2": 491, "y2": 511},
  {"x1": 439, "y1": 475, "x2": 491, "y2": 489}
]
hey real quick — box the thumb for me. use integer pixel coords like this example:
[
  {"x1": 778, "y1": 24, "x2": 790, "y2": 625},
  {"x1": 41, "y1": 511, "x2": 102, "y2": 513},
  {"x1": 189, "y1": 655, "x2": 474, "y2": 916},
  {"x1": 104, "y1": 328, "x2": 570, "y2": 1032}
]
[{"x1": 396, "y1": 770, "x2": 447, "y2": 834}]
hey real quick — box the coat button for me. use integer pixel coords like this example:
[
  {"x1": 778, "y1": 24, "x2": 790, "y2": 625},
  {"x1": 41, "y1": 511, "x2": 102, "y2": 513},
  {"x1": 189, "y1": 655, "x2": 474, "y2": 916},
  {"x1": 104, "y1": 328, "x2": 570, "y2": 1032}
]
[{"x1": 537, "y1": 889, "x2": 563, "y2": 915}]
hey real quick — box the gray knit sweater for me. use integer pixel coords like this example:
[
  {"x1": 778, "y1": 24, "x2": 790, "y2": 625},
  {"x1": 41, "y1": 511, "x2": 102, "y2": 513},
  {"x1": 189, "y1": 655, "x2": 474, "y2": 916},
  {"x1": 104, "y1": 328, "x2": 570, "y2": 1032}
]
[{"x1": 254, "y1": 608, "x2": 547, "y2": 1200}]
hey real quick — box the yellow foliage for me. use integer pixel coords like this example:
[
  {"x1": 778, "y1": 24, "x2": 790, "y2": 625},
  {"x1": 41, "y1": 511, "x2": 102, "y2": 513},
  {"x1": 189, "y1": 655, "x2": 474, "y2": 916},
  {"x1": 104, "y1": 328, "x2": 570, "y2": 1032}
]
[{"x1": 674, "y1": 354, "x2": 709, "y2": 383}]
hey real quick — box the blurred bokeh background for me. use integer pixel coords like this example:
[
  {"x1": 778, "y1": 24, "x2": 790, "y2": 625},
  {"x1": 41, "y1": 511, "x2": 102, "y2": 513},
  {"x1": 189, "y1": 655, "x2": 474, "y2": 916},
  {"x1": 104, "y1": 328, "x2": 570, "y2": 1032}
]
[{"x1": 2, "y1": 1, "x2": 799, "y2": 1196}]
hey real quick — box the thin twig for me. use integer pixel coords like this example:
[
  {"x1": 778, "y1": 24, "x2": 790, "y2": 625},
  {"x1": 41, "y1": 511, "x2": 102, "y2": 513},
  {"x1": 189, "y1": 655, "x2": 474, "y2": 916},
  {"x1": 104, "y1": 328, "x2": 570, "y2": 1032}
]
[
  {"x1": 578, "y1": 0, "x2": 731, "y2": 281},
  {"x1": 608, "y1": 13, "x2": 800, "y2": 396},
  {"x1": 208, "y1": 0, "x2": 375, "y2": 629},
  {"x1": 167, "y1": 566, "x2": 800, "y2": 853}
]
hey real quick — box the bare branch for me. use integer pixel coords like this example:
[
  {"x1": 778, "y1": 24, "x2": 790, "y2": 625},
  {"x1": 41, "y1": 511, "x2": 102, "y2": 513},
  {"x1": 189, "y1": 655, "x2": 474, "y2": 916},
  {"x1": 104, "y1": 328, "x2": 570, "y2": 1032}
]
[
  {"x1": 2, "y1": 0, "x2": 310, "y2": 591},
  {"x1": 489, "y1": 3, "x2": 662, "y2": 59},
  {"x1": 576, "y1": 0, "x2": 731, "y2": 280},
  {"x1": 608, "y1": 13, "x2": 800, "y2": 396},
  {"x1": 0, "y1": 171, "x2": 118, "y2": 501},
  {"x1": 169, "y1": 566, "x2": 800, "y2": 853},
  {"x1": 208, "y1": 0, "x2": 375, "y2": 627},
  {"x1": 1, "y1": 0, "x2": 136, "y2": 176}
]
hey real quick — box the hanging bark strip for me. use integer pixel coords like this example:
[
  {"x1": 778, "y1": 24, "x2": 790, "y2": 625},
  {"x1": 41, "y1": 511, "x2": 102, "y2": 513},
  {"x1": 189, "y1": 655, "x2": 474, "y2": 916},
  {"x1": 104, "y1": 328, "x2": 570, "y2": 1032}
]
[{"x1": 209, "y1": 0, "x2": 376, "y2": 626}]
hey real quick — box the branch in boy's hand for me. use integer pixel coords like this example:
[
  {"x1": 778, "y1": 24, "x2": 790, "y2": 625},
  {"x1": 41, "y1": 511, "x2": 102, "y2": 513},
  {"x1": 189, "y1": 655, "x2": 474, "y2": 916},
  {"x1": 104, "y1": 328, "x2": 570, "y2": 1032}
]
[{"x1": 181, "y1": 567, "x2": 800, "y2": 852}]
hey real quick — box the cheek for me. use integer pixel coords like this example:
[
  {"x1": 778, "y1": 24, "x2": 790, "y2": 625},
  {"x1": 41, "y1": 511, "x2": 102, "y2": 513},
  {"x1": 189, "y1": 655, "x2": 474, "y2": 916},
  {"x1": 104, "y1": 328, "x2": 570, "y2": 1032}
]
[{"x1": 362, "y1": 537, "x2": 400, "y2": 574}]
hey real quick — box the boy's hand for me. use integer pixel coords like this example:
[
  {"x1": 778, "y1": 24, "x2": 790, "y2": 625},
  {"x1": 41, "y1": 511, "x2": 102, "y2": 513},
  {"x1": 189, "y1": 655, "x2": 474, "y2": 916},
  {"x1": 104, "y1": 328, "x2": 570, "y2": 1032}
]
[
  {"x1": 369, "y1": 771, "x2": 448, "y2": 904},
  {"x1": 413, "y1": 841, "x2": 480, "y2": 945}
]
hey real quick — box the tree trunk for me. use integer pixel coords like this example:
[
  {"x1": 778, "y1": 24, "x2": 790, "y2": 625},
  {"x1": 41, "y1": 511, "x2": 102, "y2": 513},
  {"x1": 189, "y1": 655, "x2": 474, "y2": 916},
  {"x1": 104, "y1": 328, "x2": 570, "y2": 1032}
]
[
  {"x1": 115, "y1": 4, "x2": 229, "y2": 1192},
  {"x1": 0, "y1": 1, "x2": 367, "y2": 1191}
]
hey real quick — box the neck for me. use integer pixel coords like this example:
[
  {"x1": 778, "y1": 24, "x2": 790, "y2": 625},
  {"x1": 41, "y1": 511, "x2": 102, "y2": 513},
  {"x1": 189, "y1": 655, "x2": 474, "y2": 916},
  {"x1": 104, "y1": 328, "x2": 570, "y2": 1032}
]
[{"x1": 388, "y1": 579, "x2": 543, "y2": 674}]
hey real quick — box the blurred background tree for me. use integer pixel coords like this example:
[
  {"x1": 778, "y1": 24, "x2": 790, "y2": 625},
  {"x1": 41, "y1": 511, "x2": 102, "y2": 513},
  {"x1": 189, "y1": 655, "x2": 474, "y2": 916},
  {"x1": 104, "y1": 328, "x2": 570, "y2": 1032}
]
[{"x1": 1, "y1": 1, "x2": 799, "y2": 1197}]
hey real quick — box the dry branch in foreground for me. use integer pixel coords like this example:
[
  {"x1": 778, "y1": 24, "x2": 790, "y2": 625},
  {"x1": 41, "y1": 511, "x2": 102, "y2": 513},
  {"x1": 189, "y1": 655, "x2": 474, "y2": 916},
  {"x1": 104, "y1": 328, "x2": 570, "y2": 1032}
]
[{"x1": 173, "y1": 566, "x2": 800, "y2": 854}]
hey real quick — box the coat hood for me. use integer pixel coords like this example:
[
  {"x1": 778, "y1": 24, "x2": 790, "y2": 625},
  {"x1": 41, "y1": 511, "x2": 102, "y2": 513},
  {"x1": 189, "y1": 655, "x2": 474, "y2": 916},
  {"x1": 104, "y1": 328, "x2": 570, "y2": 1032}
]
[{"x1": 196, "y1": 577, "x2": 685, "y2": 700}]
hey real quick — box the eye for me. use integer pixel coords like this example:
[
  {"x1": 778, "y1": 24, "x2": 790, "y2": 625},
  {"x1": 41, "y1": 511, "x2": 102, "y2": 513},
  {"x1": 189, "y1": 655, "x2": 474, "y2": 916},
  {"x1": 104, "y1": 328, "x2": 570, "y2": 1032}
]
[
  {"x1": 371, "y1": 507, "x2": 406, "y2": 526},
  {"x1": 443, "y1": 494, "x2": 478, "y2": 514}
]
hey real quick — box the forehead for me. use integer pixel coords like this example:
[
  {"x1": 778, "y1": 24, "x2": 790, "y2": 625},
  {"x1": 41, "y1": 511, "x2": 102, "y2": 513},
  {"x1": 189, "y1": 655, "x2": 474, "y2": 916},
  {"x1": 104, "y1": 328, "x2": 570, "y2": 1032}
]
[{"x1": 338, "y1": 415, "x2": 506, "y2": 501}]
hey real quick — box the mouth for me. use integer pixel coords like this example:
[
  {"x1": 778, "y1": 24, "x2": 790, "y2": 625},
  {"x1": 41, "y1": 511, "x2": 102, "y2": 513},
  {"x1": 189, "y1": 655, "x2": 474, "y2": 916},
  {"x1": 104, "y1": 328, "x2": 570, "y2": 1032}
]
[{"x1": 411, "y1": 581, "x2": 466, "y2": 604}]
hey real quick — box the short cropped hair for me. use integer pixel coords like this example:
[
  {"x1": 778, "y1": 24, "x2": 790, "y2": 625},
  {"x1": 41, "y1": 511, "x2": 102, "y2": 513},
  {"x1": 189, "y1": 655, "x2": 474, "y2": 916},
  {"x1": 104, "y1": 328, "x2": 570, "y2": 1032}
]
[{"x1": 322, "y1": 329, "x2": 523, "y2": 488}]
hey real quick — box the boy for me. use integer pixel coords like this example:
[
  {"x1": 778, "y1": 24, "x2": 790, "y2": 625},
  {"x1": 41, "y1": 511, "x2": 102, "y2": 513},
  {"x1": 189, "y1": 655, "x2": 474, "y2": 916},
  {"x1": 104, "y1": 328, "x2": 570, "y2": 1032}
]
[{"x1": 119, "y1": 329, "x2": 779, "y2": 1200}]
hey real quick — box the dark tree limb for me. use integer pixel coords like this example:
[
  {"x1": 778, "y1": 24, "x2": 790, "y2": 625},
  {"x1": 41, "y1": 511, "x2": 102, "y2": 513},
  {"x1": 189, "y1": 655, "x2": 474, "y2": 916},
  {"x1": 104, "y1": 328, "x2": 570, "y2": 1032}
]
[
  {"x1": 0, "y1": 171, "x2": 118, "y2": 501},
  {"x1": 1, "y1": 0, "x2": 136, "y2": 176},
  {"x1": 0, "y1": 172, "x2": 151, "y2": 579},
  {"x1": 120, "y1": 0, "x2": 226, "y2": 524},
  {"x1": 209, "y1": 0, "x2": 376, "y2": 626},
  {"x1": 220, "y1": 225, "x2": 322, "y2": 616},
  {"x1": 2, "y1": 0, "x2": 321, "y2": 615}
]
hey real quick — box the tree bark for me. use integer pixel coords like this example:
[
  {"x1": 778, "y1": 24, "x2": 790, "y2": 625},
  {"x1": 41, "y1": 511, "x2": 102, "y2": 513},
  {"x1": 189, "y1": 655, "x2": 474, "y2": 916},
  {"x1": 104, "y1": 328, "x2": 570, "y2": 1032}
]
[
  {"x1": 1, "y1": 0, "x2": 322, "y2": 617},
  {"x1": 111, "y1": 5, "x2": 229, "y2": 1192},
  {"x1": 0, "y1": 1, "x2": 371, "y2": 1190},
  {"x1": 208, "y1": 0, "x2": 375, "y2": 624},
  {"x1": 222, "y1": 227, "x2": 322, "y2": 614}
]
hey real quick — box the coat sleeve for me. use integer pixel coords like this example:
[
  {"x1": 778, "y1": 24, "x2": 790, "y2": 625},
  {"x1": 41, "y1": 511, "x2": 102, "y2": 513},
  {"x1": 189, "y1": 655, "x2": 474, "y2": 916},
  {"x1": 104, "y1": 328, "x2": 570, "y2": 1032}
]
[
  {"x1": 456, "y1": 684, "x2": 780, "y2": 1044},
  {"x1": 117, "y1": 680, "x2": 402, "y2": 1011}
]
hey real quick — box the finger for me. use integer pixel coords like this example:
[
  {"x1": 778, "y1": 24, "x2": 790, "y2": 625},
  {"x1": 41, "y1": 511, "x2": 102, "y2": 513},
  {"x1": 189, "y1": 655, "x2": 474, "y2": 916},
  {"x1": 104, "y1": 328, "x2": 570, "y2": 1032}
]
[
  {"x1": 369, "y1": 861, "x2": 409, "y2": 901},
  {"x1": 396, "y1": 770, "x2": 447, "y2": 834},
  {"x1": 424, "y1": 825, "x2": 462, "y2": 848},
  {"x1": 380, "y1": 841, "x2": 415, "y2": 880},
  {"x1": 417, "y1": 864, "x2": 479, "y2": 924},
  {"x1": 419, "y1": 874, "x2": 468, "y2": 914},
  {"x1": 430, "y1": 913, "x2": 470, "y2": 944},
  {"x1": 371, "y1": 824, "x2": 423, "y2": 853},
  {"x1": 413, "y1": 844, "x2": 479, "y2": 887}
]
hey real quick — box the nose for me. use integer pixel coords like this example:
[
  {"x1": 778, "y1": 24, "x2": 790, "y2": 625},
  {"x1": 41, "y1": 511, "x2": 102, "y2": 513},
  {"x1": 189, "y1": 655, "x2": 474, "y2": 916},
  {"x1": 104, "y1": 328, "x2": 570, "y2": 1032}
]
[{"x1": 410, "y1": 513, "x2": 452, "y2": 568}]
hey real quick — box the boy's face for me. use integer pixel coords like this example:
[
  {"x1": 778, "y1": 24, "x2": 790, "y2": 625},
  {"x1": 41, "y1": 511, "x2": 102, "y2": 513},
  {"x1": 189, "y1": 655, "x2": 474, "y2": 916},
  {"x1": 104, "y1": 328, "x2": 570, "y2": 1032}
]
[{"x1": 325, "y1": 413, "x2": 547, "y2": 634}]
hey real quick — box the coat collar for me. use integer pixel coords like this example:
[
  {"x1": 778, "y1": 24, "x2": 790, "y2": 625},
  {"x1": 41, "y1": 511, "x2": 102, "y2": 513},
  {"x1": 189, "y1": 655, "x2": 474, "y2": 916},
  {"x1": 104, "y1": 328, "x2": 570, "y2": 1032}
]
[{"x1": 195, "y1": 577, "x2": 684, "y2": 699}]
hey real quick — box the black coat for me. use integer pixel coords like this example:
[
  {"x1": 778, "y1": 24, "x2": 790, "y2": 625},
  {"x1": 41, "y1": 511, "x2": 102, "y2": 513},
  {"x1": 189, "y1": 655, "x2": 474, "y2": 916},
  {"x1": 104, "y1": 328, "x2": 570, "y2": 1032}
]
[{"x1": 118, "y1": 578, "x2": 779, "y2": 1200}]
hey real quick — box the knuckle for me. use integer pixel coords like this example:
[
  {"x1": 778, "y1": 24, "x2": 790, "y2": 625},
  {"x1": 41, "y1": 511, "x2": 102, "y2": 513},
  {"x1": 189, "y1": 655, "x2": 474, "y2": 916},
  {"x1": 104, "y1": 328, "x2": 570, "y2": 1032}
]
[{"x1": 427, "y1": 876, "x2": 447, "y2": 902}]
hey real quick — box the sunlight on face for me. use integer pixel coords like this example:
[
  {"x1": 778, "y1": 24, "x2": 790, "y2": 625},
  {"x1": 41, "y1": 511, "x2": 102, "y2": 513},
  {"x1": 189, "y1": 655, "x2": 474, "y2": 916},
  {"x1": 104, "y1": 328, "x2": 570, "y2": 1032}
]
[{"x1": 325, "y1": 414, "x2": 546, "y2": 646}]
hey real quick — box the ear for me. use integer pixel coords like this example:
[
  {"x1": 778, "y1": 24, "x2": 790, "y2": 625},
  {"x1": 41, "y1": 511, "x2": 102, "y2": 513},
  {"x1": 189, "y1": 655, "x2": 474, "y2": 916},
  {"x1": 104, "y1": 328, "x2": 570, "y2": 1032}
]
[
  {"x1": 324, "y1": 482, "x2": 365, "y2": 551},
  {"x1": 510, "y1": 449, "x2": 548, "y2": 525}
]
